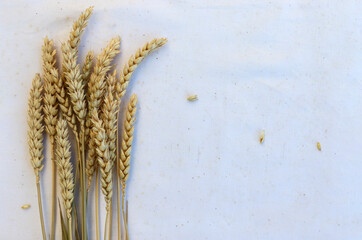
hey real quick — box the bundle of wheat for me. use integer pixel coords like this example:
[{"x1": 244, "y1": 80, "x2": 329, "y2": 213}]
[{"x1": 27, "y1": 7, "x2": 167, "y2": 240}]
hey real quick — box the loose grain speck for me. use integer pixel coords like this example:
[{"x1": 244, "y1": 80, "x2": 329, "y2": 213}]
[
  {"x1": 21, "y1": 204, "x2": 31, "y2": 209},
  {"x1": 187, "y1": 95, "x2": 198, "y2": 102},
  {"x1": 259, "y1": 130, "x2": 265, "y2": 144}
]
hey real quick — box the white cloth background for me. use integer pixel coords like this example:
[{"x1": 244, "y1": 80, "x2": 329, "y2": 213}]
[{"x1": 0, "y1": 0, "x2": 361, "y2": 239}]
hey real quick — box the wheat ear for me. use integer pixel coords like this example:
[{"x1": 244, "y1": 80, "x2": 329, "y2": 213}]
[
  {"x1": 27, "y1": 73, "x2": 46, "y2": 240},
  {"x1": 63, "y1": 42, "x2": 87, "y2": 124},
  {"x1": 42, "y1": 37, "x2": 58, "y2": 141},
  {"x1": 86, "y1": 36, "x2": 121, "y2": 130},
  {"x1": 102, "y1": 80, "x2": 118, "y2": 240},
  {"x1": 119, "y1": 94, "x2": 138, "y2": 182},
  {"x1": 55, "y1": 118, "x2": 74, "y2": 220},
  {"x1": 69, "y1": 6, "x2": 94, "y2": 51},
  {"x1": 102, "y1": 73, "x2": 118, "y2": 164},
  {"x1": 119, "y1": 94, "x2": 138, "y2": 240},
  {"x1": 41, "y1": 36, "x2": 59, "y2": 240},
  {"x1": 28, "y1": 74, "x2": 45, "y2": 180},
  {"x1": 92, "y1": 110, "x2": 113, "y2": 210},
  {"x1": 58, "y1": 7, "x2": 93, "y2": 133},
  {"x1": 86, "y1": 37, "x2": 121, "y2": 188},
  {"x1": 116, "y1": 38, "x2": 167, "y2": 101}
]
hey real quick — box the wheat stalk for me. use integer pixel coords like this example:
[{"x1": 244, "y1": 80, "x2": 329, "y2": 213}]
[
  {"x1": 102, "y1": 73, "x2": 118, "y2": 240},
  {"x1": 62, "y1": 8, "x2": 93, "y2": 240},
  {"x1": 55, "y1": 118, "x2": 74, "y2": 220},
  {"x1": 116, "y1": 38, "x2": 167, "y2": 101},
  {"x1": 91, "y1": 110, "x2": 113, "y2": 210},
  {"x1": 27, "y1": 73, "x2": 46, "y2": 240},
  {"x1": 119, "y1": 94, "x2": 138, "y2": 240},
  {"x1": 41, "y1": 36, "x2": 60, "y2": 240}
]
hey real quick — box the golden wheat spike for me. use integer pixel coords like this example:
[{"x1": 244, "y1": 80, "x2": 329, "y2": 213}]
[
  {"x1": 119, "y1": 94, "x2": 138, "y2": 182},
  {"x1": 116, "y1": 38, "x2": 167, "y2": 101},
  {"x1": 28, "y1": 73, "x2": 45, "y2": 178},
  {"x1": 55, "y1": 118, "x2": 74, "y2": 219}
]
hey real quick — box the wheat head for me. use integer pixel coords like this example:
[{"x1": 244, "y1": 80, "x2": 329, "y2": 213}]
[
  {"x1": 86, "y1": 37, "x2": 121, "y2": 130},
  {"x1": 28, "y1": 74, "x2": 45, "y2": 180},
  {"x1": 55, "y1": 118, "x2": 74, "y2": 219},
  {"x1": 101, "y1": 80, "x2": 118, "y2": 165},
  {"x1": 116, "y1": 38, "x2": 167, "y2": 101},
  {"x1": 42, "y1": 37, "x2": 59, "y2": 142},
  {"x1": 119, "y1": 94, "x2": 138, "y2": 182},
  {"x1": 58, "y1": 7, "x2": 93, "y2": 132},
  {"x1": 91, "y1": 110, "x2": 113, "y2": 209},
  {"x1": 63, "y1": 42, "x2": 87, "y2": 123},
  {"x1": 85, "y1": 37, "x2": 121, "y2": 177},
  {"x1": 69, "y1": 6, "x2": 94, "y2": 51}
]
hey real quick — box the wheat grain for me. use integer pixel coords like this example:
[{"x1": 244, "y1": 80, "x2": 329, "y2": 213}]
[
  {"x1": 187, "y1": 95, "x2": 198, "y2": 101},
  {"x1": 116, "y1": 38, "x2": 167, "y2": 101},
  {"x1": 21, "y1": 204, "x2": 31, "y2": 209},
  {"x1": 55, "y1": 118, "x2": 74, "y2": 219},
  {"x1": 119, "y1": 94, "x2": 138, "y2": 182},
  {"x1": 42, "y1": 37, "x2": 58, "y2": 141},
  {"x1": 317, "y1": 142, "x2": 321, "y2": 151},
  {"x1": 92, "y1": 110, "x2": 113, "y2": 209},
  {"x1": 28, "y1": 73, "x2": 44, "y2": 179},
  {"x1": 259, "y1": 130, "x2": 265, "y2": 144}
]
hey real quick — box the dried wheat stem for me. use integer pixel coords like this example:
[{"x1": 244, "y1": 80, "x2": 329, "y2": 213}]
[
  {"x1": 36, "y1": 181, "x2": 47, "y2": 240},
  {"x1": 95, "y1": 170, "x2": 100, "y2": 240},
  {"x1": 55, "y1": 118, "x2": 74, "y2": 220},
  {"x1": 116, "y1": 38, "x2": 167, "y2": 101},
  {"x1": 27, "y1": 73, "x2": 46, "y2": 240}
]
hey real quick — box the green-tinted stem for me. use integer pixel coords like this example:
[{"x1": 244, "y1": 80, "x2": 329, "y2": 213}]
[
  {"x1": 95, "y1": 170, "x2": 100, "y2": 240},
  {"x1": 121, "y1": 183, "x2": 129, "y2": 240},
  {"x1": 50, "y1": 138, "x2": 56, "y2": 240},
  {"x1": 36, "y1": 178, "x2": 47, "y2": 240}
]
